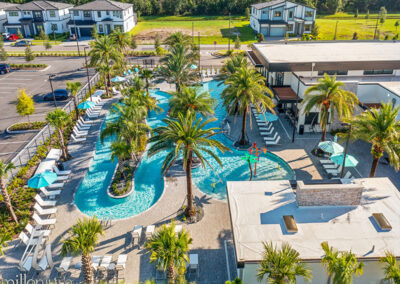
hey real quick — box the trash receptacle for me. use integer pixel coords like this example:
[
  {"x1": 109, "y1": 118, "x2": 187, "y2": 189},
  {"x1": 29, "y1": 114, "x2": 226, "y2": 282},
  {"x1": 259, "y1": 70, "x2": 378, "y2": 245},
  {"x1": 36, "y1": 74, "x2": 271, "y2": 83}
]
[{"x1": 299, "y1": 125, "x2": 304, "y2": 135}]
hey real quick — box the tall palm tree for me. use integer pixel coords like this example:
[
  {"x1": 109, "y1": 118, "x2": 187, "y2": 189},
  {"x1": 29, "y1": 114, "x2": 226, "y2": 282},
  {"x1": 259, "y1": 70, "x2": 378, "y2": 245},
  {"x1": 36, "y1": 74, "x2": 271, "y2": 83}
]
[
  {"x1": 222, "y1": 65, "x2": 274, "y2": 146},
  {"x1": 89, "y1": 36, "x2": 121, "y2": 92},
  {"x1": 0, "y1": 161, "x2": 17, "y2": 224},
  {"x1": 148, "y1": 113, "x2": 229, "y2": 217},
  {"x1": 96, "y1": 64, "x2": 112, "y2": 97},
  {"x1": 321, "y1": 242, "x2": 364, "y2": 284},
  {"x1": 46, "y1": 109, "x2": 71, "y2": 160},
  {"x1": 159, "y1": 43, "x2": 196, "y2": 92},
  {"x1": 145, "y1": 222, "x2": 192, "y2": 283},
  {"x1": 66, "y1": 81, "x2": 82, "y2": 119},
  {"x1": 169, "y1": 86, "x2": 215, "y2": 118},
  {"x1": 110, "y1": 141, "x2": 131, "y2": 180},
  {"x1": 134, "y1": 90, "x2": 162, "y2": 114},
  {"x1": 140, "y1": 68, "x2": 153, "y2": 95},
  {"x1": 349, "y1": 102, "x2": 400, "y2": 177},
  {"x1": 110, "y1": 30, "x2": 130, "y2": 55},
  {"x1": 302, "y1": 74, "x2": 358, "y2": 141},
  {"x1": 216, "y1": 54, "x2": 248, "y2": 85},
  {"x1": 257, "y1": 242, "x2": 312, "y2": 284},
  {"x1": 164, "y1": 31, "x2": 192, "y2": 49},
  {"x1": 130, "y1": 75, "x2": 145, "y2": 92},
  {"x1": 61, "y1": 217, "x2": 104, "y2": 284},
  {"x1": 380, "y1": 251, "x2": 400, "y2": 283}
]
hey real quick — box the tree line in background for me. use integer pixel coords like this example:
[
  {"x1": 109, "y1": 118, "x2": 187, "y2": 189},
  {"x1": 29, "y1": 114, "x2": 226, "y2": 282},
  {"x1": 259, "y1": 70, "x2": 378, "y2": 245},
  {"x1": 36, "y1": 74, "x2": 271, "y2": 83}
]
[{"x1": 1, "y1": 0, "x2": 400, "y2": 16}]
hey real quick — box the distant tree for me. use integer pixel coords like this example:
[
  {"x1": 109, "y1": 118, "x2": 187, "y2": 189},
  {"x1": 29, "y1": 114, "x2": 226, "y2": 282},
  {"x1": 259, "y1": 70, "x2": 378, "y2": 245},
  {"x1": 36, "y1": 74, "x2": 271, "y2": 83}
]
[
  {"x1": 234, "y1": 35, "x2": 241, "y2": 49},
  {"x1": 245, "y1": 7, "x2": 250, "y2": 19},
  {"x1": 46, "y1": 109, "x2": 71, "y2": 160},
  {"x1": 311, "y1": 23, "x2": 319, "y2": 38},
  {"x1": 393, "y1": 34, "x2": 399, "y2": 40},
  {"x1": 354, "y1": 8, "x2": 358, "y2": 21},
  {"x1": 92, "y1": 24, "x2": 98, "y2": 39},
  {"x1": 130, "y1": 34, "x2": 137, "y2": 50},
  {"x1": 380, "y1": 251, "x2": 400, "y2": 283},
  {"x1": 156, "y1": 46, "x2": 166, "y2": 56},
  {"x1": 16, "y1": 89, "x2": 35, "y2": 123},
  {"x1": 0, "y1": 36, "x2": 3, "y2": 48},
  {"x1": 225, "y1": 277, "x2": 243, "y2": 284},
  {"x1": 17, "y1": 28, "x2": 23, "y2": 39},
  {"x1": 365, "y1": 10, "x2": 369, "y2": 21},
  {"x1": 25, "y1": 46, "x2": 35, "y2": 62},
  {"x1": 395, "y1": 20, "x2": 399, "y2": 32},
  {"x1": 257, "y1": 33, "x2": 264, "y2": 42},
  {"x1": 38, "y1": 27, "x2": 48, "y2": 41},
  {"x1": 352, "y1": 32, "x2": 358, "y2": 40},
  {"x1": 44, "y1": 41, "x2": 52, "y2": 50},
  {"x1": 384, "y1": 34, "x2": 389, "y2": 40},
  {"x1": 66, "y1": 81, "x2": 82, "y2": 119},
  {"x1": 154, "y1": 33, "x2": 161, "y2": 49},
  {"x1": 379, "y1": 6, "x2": 387, "y2": 25},
  {"x1": 0, "y1": 39, "x2": 7, "y2": 62},
  {"x1": 0, "y1": 161, "x2": 17, "y2": 224}
]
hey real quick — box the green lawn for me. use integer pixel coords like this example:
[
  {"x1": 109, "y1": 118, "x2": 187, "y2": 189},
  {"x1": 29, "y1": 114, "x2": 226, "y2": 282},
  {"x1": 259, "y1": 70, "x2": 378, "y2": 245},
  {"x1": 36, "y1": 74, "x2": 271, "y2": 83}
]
[{"x1": 131, "y1": 15, "x2": 256, "y2": 45}]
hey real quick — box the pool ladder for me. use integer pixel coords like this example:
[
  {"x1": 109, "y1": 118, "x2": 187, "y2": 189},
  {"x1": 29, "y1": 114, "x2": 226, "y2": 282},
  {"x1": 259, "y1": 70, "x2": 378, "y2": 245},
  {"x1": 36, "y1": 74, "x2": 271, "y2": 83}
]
[{"x1": 101, "y1": 217, "x2": 112, "y2": 229}]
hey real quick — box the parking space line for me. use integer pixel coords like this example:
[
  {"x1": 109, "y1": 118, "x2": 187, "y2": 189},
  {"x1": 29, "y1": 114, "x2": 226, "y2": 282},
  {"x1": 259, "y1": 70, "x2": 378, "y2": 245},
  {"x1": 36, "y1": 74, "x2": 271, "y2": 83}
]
[{"x1": 0, "y1": 141, "x2": 31, "y2": 145}]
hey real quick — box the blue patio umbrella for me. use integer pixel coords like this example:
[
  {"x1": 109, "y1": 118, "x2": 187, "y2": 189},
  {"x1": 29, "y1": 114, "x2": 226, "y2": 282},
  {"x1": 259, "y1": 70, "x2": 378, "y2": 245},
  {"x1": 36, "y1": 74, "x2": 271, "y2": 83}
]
[
  {"x1": 190, "y1": 64, "x2": 198, "y2": 69},
  {"x1": 318, "y1": 141, "x2": 344, "y2": 155},
  {"x1": 123, "y1": 71, "x2": 128, "y2": 76},
  {"x1": 128, "y1": 69, "x2": 133, "y2": 74},
  {"x1": 331, "y1": 153, "x2": 359, "y2": 167},
  {"x1": 28, "y1": 171, "x2": 57, "y2": 189},
  {"x1": 134, "y1": 67, "x2": 139, "y2": 73},
  {"x1": 111, "y1": 76, "x2": 126, "y2": 83},
  {"x1": 257, "y1": 112, "x2": 278, "y2": 122},
  {"x1": 78, "y1": 101, "x2": 95, "y2": 110}
]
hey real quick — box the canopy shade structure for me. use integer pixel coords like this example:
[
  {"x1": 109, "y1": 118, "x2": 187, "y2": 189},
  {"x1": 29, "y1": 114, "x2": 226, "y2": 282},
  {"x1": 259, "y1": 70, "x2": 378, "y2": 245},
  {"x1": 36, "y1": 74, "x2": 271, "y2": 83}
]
[
  {"x1": 331, "y1": 153, "x2": 359, "y2": 167},
  {"x1": 257, "y1": 112, "x2": 278, "y2": 122},
  {"x1": 318, "y1": 141, "x2": 344, "y2": 155},
  {"x1": 28, "y1": 172, "x2": 57, "y2": 188},
  {"x1": 111, "y1": 76, "x2": 126, "y2": 83}
]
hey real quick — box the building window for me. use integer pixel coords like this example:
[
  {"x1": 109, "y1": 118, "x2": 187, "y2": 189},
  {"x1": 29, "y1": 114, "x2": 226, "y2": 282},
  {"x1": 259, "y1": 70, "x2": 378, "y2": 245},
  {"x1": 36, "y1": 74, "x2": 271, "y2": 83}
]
[
  {"x1": 23, "y1": 11, "x2": 30, "y2": 16},
  {"x1": 318, "y1": 70, "x2": 348, "y2": 76},
  {"x1": 98, "y1": 24, "x2": 103, "y2": 33},
  {"x1": 34, "y1": 11, "x2": 42, "y2": 18},
  {"x1": 287, "y1": 24, "x2": 293, "y2": 31},
  {"x1": 49, "y1": 10, "x2": 56, "y2": 17},
  {"x1": 112, "y1": 11, "x2": 122, "y2": 18},
  {"x1": 363, "y1": 70, "x2": 393, "y2": 75},
  {"x1": 97, "y1": 11, "x2": 101, "y2": 17},
  {"x1": 9, "y1": 11, "x2": 18, "y2": 17},
  {"x1": 289, "y1": 11, "x2": 293, "y2": 19},
  {"x1": 106, "y1": 11, "x2": 110, "y2": 15},
  {"x1": 305, "y1": 11, "x2": 314, "y2": 17},
  {"x1": 304, "y1": 24, "x2": 312, "y2": 32},
  {"x1": 262, "y1": 11, "x2": 267, "y2": 14},
  {"x1": 73, "y1": 10, "x2": 79, "y2": 16},
  {"x1": 113, "y1": 25, "x2": 123, "y2": 31},
  {"x1": 274, "y1": 11, "x2": 282, "y2": 17},
  {"x1": 84, "y1": 11, "x2": 91, "y2": 17},
  {"x1": 51, "y1": 24, "x2": 58, "y2": 31}
]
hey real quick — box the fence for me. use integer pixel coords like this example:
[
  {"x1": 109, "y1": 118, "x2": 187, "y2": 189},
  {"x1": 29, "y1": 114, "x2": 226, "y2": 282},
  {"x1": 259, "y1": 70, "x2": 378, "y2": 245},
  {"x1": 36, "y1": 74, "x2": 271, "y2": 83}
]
[{"x1": 7, "y1": 72, "x2": 101, "y2": 180}]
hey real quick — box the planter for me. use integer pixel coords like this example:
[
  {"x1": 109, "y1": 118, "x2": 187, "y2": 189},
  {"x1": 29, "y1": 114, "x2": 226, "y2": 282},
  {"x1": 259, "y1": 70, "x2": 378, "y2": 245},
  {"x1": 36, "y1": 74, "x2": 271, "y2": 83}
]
[{"x1": 6, "y1": 122, "x2": 46, "y2": 134}]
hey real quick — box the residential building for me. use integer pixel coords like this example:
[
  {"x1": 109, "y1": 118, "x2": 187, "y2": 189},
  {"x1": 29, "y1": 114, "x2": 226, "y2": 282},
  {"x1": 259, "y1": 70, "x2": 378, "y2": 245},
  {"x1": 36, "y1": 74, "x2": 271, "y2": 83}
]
[
  {"x1": 0, "y1": 2, "x2": 18, "y2": 33},
  {"x1": 247, "y1": 41, "x2": 400, "y2": 133},
  {"x1": 227, "y1": 178, "x2": 400, "y2": 283},
  {"x1": 4, "y1": 0, "x2": 72, "y2": 37},
  {"x1": 250, "y1": 0, "x2": 316, "y2": 37},
  {"x1": 68, "y1": 0, "x2": 136, "y2": 38}
]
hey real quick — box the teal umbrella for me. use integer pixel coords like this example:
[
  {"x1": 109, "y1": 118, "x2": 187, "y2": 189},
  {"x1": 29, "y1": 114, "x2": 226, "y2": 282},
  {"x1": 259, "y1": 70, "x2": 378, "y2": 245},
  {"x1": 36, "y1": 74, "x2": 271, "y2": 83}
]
[
  {"x1": 190, "y1": 64, "x2": 198, "y2": 69},
  {"x1": 28, "y1": 172, "x2": 57, "y2": 188},
  {"x1": 257, "y1": 112, "x2": 278, "y2": 122},
  {"x1": 318, "y1": 141, "x2": 344, "y2": 155},
  {"x1": 331, "y1": 153, "x2": 359, "y2": 167},
  {"x1": 111, "y1": 76, "x2": 126, "y2": 83},
  {"x1": 78, "y1": 101, "x2": 96, "y2": 109}
]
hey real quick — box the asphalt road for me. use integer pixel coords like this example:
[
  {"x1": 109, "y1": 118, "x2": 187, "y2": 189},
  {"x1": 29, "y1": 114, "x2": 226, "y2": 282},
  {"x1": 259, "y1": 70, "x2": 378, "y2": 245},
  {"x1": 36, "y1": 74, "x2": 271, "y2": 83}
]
[{"x1": 0, "y1": 56, "x2": 95, "y2": 162}]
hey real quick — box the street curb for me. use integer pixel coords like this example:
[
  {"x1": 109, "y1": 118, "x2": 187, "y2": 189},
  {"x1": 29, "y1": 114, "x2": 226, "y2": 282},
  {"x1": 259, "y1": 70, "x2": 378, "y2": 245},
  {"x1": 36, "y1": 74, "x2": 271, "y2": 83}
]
[
  {"x1": 6, "y1": 124, "x2": 42, "y2": 134},
  {"x1": 12, "y1": 65, "x2": 51, "y2": 73}
]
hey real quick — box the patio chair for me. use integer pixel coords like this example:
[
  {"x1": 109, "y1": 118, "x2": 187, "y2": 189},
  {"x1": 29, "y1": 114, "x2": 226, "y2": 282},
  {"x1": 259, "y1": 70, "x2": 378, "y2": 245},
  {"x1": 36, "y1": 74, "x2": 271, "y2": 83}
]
[
  {"x1": 25, "y1": 223, "x2": 51, "y2": 237},
  {"x1": 79, "y1": 117, "x2": 95, "y2": 124},
  {"x1": 112, "y1": 87, "x2": 121, "y2": 96},
  {"x1": 35, "y1": 194, "x2": 56, "y2": 207},
  {"x1": 322, "y1": 163, "x2": 340, "y2": 170},
  {"x1": 77, "y1": 119, "x2": 91, "y2": 128},
  {"x1": 73, "y1": 128, "x2": 88, "y2": 137},
  {"x1": 132, "y1": 225, "x2": 142, "y2": 248},
  {"x1": 33, "y1": 213, "x2": 56, "y2": 226},
  {"x1": 145, "y1": 225, "x2": 155, "y2": 240},
  {"x1": 260, "y1": 127, "x2": 275, "y2": 136},
  {"x1": 53, "y1": 165, "x2": 71, "y2": 176},
  {"x1": 19, "y1": 256, "x2": 33, "y2": 272},
  {"x1": 264, "y1": 132, "x2": 278, "y2": 142},
  {"x1": 49, "y1": 182, "x2": 64, "y2": 189},
  {"x1": 175, "y1": 225, "x2": 183, "y2": 235},
  {"x1": 187, "y1": 253, "x2": 199, "y2": 280},
  {"x1": 265, "y1": 136, "x2": 281, "y2": 145},
  {"x1": 40, "y1": 187, "x2": 61, "y2": 198},
  {"x1": 92, "y1": 255, "x2": 101, "y2": 274},
  {"x1": 97, "y1": 254, "x2": 112, "y2": 279},
  {"x1": 326, "y1": 166, "x2": 342, "y2": 176},
  {"x1": 258, "y1": 124, "x2": 273, "y2": 132},
  {"x1": 56, "y1": 257, "x2": 72, "y2": 280},
  {"x1": 320, "y1": 159, "x2": 334, "y2": 164},
  {"x1": 71, "y1": 133, "x2": 86, "y2": 143},
  {"x1": 33, "y1": 243, "x2": 54, "y2": 272},
  {"x1": 53, "y1": 174, "x2": 68, "y2": 182},
  {"x1": 114, "y1": 255, "x2": 127, "y2": 281},
  {"x1": 18, "y1": 232, "x2": 38, "y2": 247},
  {"x1": 75, "y1": 122, "x2": 91, "y2": 131},
  {"x1": 34, "y1": 203, "x2": 57, "y2": 216}
]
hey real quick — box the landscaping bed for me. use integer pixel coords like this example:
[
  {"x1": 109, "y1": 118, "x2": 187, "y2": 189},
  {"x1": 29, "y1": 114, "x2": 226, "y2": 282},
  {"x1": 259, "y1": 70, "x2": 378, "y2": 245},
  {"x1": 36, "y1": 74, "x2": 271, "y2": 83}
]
[
  {"x1": 7, "y1": 121, "x2": 47, "y2": 134},
  {"x1": 9, "y1": 63, "x2": 48, "y2": 70},
  {"x1": 109, "y1": 165, "x2": 134, "y2": 197}
]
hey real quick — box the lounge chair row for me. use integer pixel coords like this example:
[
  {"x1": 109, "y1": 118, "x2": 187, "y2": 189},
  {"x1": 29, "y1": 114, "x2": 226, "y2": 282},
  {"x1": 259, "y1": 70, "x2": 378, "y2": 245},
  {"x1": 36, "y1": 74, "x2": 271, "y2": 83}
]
[
  {"x1": 319, "y1": 159, "x2": 354, "y2": 179},
  {"x1": 251, "y1": 106, "x2": 281, "y2": 145},
  {"x1": 201, "y1": 68, "x2": 220, "y2": 78}
]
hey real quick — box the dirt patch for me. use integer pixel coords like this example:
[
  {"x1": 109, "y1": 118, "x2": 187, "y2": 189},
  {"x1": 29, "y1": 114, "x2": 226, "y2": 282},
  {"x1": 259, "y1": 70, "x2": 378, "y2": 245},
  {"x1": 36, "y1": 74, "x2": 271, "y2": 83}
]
[{"x1": 135, "y1": 28, "x2": 192, "y2": 42}]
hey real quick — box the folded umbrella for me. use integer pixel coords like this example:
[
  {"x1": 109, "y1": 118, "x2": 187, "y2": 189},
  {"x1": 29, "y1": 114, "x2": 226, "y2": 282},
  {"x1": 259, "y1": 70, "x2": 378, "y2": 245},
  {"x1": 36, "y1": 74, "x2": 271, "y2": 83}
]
[{"x1": 28, "y1": 172, "x2": 58, "y2": 189}]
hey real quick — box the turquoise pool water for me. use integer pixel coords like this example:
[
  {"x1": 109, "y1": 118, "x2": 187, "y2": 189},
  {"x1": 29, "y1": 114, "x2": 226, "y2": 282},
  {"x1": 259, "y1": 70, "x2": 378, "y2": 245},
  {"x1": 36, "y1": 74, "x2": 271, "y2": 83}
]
[
  {"x1": 75, "y1": 81, "x2": 293, "y2": 219},
  {"x1": 75, "y1": 90, "x2": 169, "y2": 220}
]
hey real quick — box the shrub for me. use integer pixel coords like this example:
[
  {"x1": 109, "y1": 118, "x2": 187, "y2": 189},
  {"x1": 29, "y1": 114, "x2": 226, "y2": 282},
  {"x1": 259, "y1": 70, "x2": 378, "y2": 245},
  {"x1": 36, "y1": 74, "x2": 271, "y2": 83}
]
[{"x1": 9, "y1": 121, "x2": 47, "y2": 131}]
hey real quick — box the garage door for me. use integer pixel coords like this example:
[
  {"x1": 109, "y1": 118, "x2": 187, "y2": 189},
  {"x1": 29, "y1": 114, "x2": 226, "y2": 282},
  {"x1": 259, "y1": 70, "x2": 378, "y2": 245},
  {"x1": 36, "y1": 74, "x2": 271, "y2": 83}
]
[
  {"x1": 79, "y1": 27, "x2": 92, "y2": 37},
  {"x1": 260, "y1": 27, "x2": 268, "y2": 37},
  {"x1": 7, "y1": 28, "x2": 19, "y2": 34},
  {"x1": 270, "y1": 27, "x2": 286, "y2": 37}
]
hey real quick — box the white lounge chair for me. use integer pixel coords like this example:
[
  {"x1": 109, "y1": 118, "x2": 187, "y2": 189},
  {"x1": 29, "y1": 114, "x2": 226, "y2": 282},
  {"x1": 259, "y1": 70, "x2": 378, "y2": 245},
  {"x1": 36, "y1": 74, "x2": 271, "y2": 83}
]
[
  {"x1": 73, "y1": 128, "x2": 88, "y2": 137},
  {"x1": 40, "y1": 187, "x2": 61, "y2": 198},
  {"x1": 265, "y1": 136, "x2": 281, "y2": 145},
  {"x1": 343, "y1": 171, "x2": 353, "y2": 179},
  {"x1": 100, "y1": 254, "x2": 112, "y2": 270},
  {"x1": 33, "y1": 213, "x2": 56, "y2": 226},
  {"x1": 71, "y1": 133, "x2": 86, "y2": 142},
  {"x1": 49, "y1": 182, "x2": 64, "y2": 189},
  {"x1": 264, "y1": 132, "x2": 278, "y2": 141},
  {"x1": 260, "y1": 127, "x2": 275, "y2": 136},
  {"x1": 77, "y1": 120, "x2": 91, "y2": 130},
  {"x1": 132, "y1": 225, "x2": 142, "y2": 247},
  {"x1": 259, "y1": 124, "x2": 273, "y2": 132},
  {"x1": 175, "y1": 225, "x2": 182, "y2": 234},
  {"x1": 35, "y1": 194, "x2": 56, "y2": 207},
  {"x1": 146, "y1": 225, "x2": 155, "y2": 239},
  {"x1": 34, "y1": 203, "x2": 57, "y2": 216},
  {"x1": 53, "y1": 166, "x2": 71, "y2": 176},
  {"x1": 320, "y1": 159, "x2": 334, "y2": 164},
  {"x1": 112, "y1": 87, "x2": 121, "y2": 96},
  {"x1": 92, "y1": 255, "x2": 101, "y2": 272},
  {"x1": 326, "y1": 166, "x2": 342, "y2": 176},
  {"x1": 79, "y1": 117, "x2": 94, "y2": 124},
  {"x1": 56, "y1": 257, "x2": 72, "y2": 278},
  {"x1": 25, "y1": 223, "x2": 50, "y2": 237},
  {"x1": 75, "y1": 122, "x2": 90, "y2": 131},
  {"x1": 19, "y1": 256, "x2": 33, "y2": 272},
  {"x1": 187, "y1": 253, "x2": 199, "y2": 278},
  {"x1": 18, "y1": 232, "x2": 38, "y2": 247},
  {"x1": 115, "y1": 254, "x2": 127, "y2": 280},
  {"x1": 86, "y1": 112, "x2": 99, "y2": 119}
]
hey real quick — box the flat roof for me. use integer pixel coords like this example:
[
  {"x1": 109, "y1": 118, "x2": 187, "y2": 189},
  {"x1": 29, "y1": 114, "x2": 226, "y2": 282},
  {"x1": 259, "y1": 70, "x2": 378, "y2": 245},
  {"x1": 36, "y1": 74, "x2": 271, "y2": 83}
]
[{"x1": 227, "y1": 178, "x2": 400, "y2": 262}]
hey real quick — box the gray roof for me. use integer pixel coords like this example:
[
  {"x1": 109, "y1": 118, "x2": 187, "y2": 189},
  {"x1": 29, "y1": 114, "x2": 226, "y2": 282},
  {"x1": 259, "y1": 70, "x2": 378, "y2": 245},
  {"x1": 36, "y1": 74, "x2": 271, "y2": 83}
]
[
  {"x1": 0, "y1": 2, "x2": 19, "y2": 10},
  {"x1": 5, "y1": 1, "x2": 72, "y2": 11},
  {"x1": 251, "y1": 0, "x2": 286, "y2": 9},
  {"x1": 71, "y1": 0, "x2": 133, "y2": 11}
]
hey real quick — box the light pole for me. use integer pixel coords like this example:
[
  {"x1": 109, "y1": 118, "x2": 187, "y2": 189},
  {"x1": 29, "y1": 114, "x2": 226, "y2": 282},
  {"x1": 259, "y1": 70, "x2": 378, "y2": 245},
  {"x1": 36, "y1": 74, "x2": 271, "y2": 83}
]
[
  {"x1": 340, "y1": 123, "x2": 351, "y2": 178},
  {"x1": 84, "y1": 46, "x2": 92, "y2": 101},
  {"x1": 292, "y1": 76, "x2": 302, "y2": 143},
  {"x1": 48, "y1": 74, "x2": 57, "y2": 108},
  {"x1": 198, "y1": 32, "x2": 201, "y2": 71},
  {"x1": 228, "y1": 12, "x2": 231, "y2": 52},
  {"x1": 73, "y1": 16, "x2": 81, "y2": 56}
]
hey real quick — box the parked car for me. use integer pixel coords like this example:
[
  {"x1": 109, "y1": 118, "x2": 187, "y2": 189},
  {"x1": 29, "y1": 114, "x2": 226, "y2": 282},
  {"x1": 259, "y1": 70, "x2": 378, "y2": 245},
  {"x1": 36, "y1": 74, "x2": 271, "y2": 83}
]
[
  {"x1": 2, "y1": 33, "x2": 10, "y2": 40},
  {"x1": 43, "y1": 89, "x2": 70, "y2": 101},
  {"x1": 7, "y1": 34, "x2": 19, "y2": 41},
  {"x1": 13, "y1": 40, "x2": 32, "y2": 47},
  {"x1": 0, "y1": 64, "x2": 10, "y2": 75}
]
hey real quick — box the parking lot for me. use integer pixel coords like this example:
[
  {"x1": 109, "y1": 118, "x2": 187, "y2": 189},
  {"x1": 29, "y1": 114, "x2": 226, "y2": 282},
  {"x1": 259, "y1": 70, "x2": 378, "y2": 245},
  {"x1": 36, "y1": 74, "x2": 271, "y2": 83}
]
[{"x1": 0, "y1": 56, "x2": 96, "y2": 162}]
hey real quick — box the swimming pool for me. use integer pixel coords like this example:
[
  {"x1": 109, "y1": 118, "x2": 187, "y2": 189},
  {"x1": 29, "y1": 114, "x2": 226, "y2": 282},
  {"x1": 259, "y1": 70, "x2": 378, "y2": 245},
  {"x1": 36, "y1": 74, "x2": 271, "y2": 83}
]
[{"x1": 74, "y1": 90, "x2": 169, "y2": 220}]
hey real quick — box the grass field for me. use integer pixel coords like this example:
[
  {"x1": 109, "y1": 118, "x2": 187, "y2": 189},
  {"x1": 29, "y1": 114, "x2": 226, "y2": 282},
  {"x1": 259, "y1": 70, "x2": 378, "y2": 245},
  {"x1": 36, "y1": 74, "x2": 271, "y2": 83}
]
[{"x1": 130, "y1": 13, "x2": 400, "y2": 44}]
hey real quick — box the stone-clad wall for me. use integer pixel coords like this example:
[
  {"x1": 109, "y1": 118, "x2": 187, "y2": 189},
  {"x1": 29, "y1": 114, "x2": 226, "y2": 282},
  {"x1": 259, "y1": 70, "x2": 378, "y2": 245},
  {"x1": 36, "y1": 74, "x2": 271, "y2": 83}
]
[{"x1": 296, "y1": 181, "x2": 363, "y2": 206}]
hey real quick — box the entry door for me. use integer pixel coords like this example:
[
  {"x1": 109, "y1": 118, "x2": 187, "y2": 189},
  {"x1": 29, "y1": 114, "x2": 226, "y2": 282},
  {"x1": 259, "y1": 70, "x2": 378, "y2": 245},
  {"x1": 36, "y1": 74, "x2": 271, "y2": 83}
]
[
  {"x1": 276, "y1": 72, "x2": 284, "y2": 86},
  {"x1": 24, "y1": 25, "x2": 31, "y2": 36}
]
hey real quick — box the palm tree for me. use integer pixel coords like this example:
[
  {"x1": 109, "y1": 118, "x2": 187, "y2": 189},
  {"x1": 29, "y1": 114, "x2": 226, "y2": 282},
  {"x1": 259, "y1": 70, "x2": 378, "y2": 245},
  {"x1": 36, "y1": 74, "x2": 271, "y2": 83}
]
[
  {"x1": 0, "y1": 230, "x2": 11, "y2": 256},
  {"x1": 134, "y1": 90, "x2": 162, "y2": 114},
  {"x1": 222, "y1": 65, "x2": 274, "y2": 146},
  {"x1": 380, "y1": 251, "x2": 400, "y2": 283},
  {"x1": 96, "y1": 64, "x2": 112, "y2": 97},
  {"x1": 159, "y1": 43, "x2": 196, "y2": 92},
  {"x1": 140, "y1": 68, "x2": 153, "y2": 95},
  {"x1": 169, "y1": 86, "x2": 215, "y2": 118},
  {"x1": 61, "y1": 217, "x2": 104, "y2": 284},
  {"x1": 110, "y1": 30, "x2": 130, "y2": 55},
  {"x1": 321, "y1": 242, "x2": 364, "y2": 284},
  {"x1": 216, "y1": 54, "x2": 248, "y2": 85},
  {"x1": 89, "y1": 36, "x2": 121, "y2": 92},
  {"x1": 302, "y1": 74, "x2": 358, "y2": 141},
  {"x1": 257, "y1": 242, "x2": 312, "y2": 283},
  {"x1": 130, "y1": 75, "x2": 145, "y2": 92},
  {"x1": 164, "y1": 31, "x2": 192, "y2": 49},
  {"x1": 110, "y1": 141, "x2": 131, "y2": 180},
  {"x1": 0, "y1": 161, "x2": 17, "y2": 224},
  {"x1": 66, "y1": 81, "x2": 82, "y2": 119},
  {"x1": 148, "y1": 112, "x2": 229, "y2": 217},
  {"x1": 349, "y1": 102, "x2": 400, "y2": 177},
  {"x1": 46, "y1": 109, "x2": 71, "y2": 160},
  {"x1": 145, "y1": 221, "x2": 192, "y2": 283}
]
